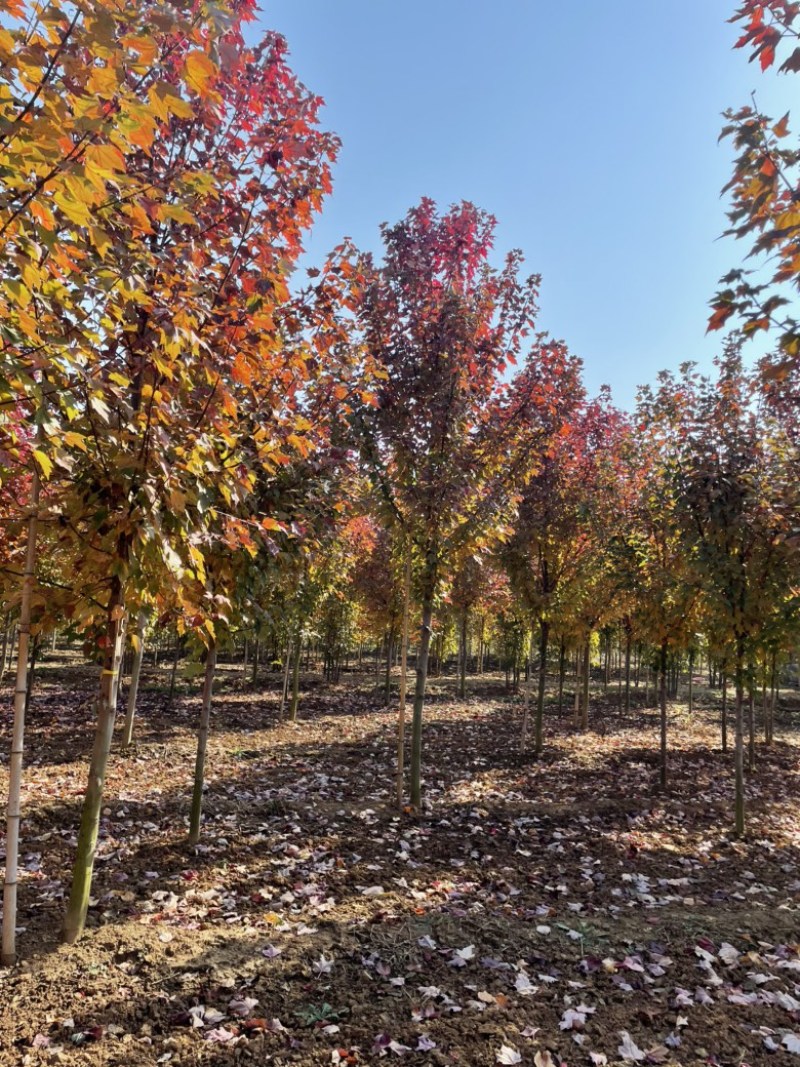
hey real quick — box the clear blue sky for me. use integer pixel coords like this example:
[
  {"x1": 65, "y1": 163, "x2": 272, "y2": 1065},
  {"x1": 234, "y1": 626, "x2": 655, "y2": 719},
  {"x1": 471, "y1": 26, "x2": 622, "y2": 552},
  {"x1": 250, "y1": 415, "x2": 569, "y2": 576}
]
[{"x1": 261, "y1": 1, "x2": 795, "y2": 409}]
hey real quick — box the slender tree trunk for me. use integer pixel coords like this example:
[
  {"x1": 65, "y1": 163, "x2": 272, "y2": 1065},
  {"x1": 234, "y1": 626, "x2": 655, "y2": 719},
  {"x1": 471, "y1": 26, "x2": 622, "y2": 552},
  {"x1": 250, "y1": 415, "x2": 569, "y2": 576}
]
[
  {"x1": 747, "y1": 677, "x2": 755, "y2": 773},
  {"x1": 397, "y1": 552, "x2": 411, "y2": 810},
  {"x1": 644, "y1": 661, "x2": 651, "y2": 706},
  {"x1": 2, "y1": 460, "x2": 41, "y2": 966},
  {"x1": 121, "y1": 611, "x2": 147, "y2": 748},
  {"x1": 188, "y1": 642, "x2": 218, "y2": 845},
  {"x1": 520, "y1": 624, "x2": 535, "y2": 752},
  {"x1": 278, "y1": 638, "x2": 292, "y2": 719},
  {"x1": 251, "y1": 636, "x2": 260, "y2": 688},
  {"x1": 534, "y1": 619, "x2": 549, "y2": 756},
  {"x1": 761, "y1": 664, "x2": 768, "y2": 745},
  {"x1": 384, "y1": 625, "x2": 394, "y2": 703},
  {"x1": 242, "y1": 637, "x2": 249, "y2": 678},
  {"x1": 557, "y1": 638, "x2": 566, "y2": 716},
  {"x1": 580, "y1": 635, "x2": 590, "y2": 729},
  {"x1": 167, "y1": 632, "x2": 181, "y2": 710},
  {"x1": 410, "y1": 564, "x2": 436, "y2": 811},
  {"x1": 687, "y1": 650, "x2": 694, "y2": 715},
  {"x1": 659, "y1": 639, "x2": 668, "y2": 790},
  {"x1": 62, "y1": 583, "x2": 126, "y2": 944},
  {"x1": 624, "y1": 630, "x2": 632, "y2": 718},
  {"x1": 721, "y1": 670, "x2": 728, "y2": 753},
  {"x1": 24, "y1": 633, "x2": 41, "y2": 714},
  {"x1": 573, "y1": 647, "x2": 581, "y2": 727},
  {"x1": 0, "y1": 613, "x2": 11, "y2": 686},
  {"x1": 734, "y1": 649, "x2": 745, "y2": 838},
  {"x1": 767, "y1": 652, "x2": 777, "y2": 746},
  {"x1": 458, "y1": 609, "x2": 468, "y2": 699},
  {"x1": 289, "y1": 629, "x2": 302, "y2": 721},
  {"x1": 634, "y1": 643, "x2": 641, "y2": 691}
]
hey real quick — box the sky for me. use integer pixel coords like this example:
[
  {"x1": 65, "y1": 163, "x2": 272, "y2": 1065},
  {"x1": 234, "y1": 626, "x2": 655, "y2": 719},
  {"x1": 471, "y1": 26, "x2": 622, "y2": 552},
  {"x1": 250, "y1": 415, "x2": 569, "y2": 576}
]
[{"x1": 259, "y1": 2, "x2": 796, "y2": 409}]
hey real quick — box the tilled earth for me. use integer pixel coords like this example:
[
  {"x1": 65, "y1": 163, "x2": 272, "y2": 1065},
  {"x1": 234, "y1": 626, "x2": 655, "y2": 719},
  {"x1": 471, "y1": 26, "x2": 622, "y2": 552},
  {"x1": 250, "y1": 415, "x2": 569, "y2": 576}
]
[{"x1": 1, "y1": 658, "x2": 799, "y2": 1067}]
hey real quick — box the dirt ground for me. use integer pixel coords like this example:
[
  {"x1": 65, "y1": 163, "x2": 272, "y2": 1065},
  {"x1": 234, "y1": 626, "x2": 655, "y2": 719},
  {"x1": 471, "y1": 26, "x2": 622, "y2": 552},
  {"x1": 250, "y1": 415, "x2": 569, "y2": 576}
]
[{"x1": 1, "y1": 657, "x2": 799, "y2": 1066}]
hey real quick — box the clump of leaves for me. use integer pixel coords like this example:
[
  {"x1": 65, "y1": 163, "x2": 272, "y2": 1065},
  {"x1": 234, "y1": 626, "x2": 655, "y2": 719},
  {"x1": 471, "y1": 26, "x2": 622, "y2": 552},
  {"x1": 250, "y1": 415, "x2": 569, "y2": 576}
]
[{"x1": 294, "y1": 1002, "x2": 347, "y2": 1027}]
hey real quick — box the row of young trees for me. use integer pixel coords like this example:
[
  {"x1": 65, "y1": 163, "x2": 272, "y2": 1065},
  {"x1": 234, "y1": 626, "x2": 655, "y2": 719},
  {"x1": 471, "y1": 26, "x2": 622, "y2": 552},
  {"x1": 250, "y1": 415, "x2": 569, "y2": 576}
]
[{"x1": 0, "y1": 0, "x2": 799, "y2": 964}]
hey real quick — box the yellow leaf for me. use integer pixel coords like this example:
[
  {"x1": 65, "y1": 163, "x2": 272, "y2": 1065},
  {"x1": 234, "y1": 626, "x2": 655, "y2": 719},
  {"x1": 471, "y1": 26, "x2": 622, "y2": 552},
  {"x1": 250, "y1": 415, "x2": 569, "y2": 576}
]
[
  {"x1": 87, "y1": 64, "x2": 119, "y2": 98},
  {"x1": 54, "y1": 188, "x2": 92, "y2": 227},
  {"x1": 123, "y1": 34, "x2": 159, "y2": 65},
  {"x1": 149, "y1": 82, "x2": 194, "y2": 121},
  {"x1": 89, "y1": 226, "x2": 113, "y2": 257},
  {"x1": 63, "y1": 431, "x2": 88, "y2": 451},
  {"x1": 156, "y1": 203, "x2": 196, "y2": 225},
  {"x1": 32, "y1": 449, "x2": 53, "y2": 479},
  {"x1": 85, "y1": 143, "x2": 126, "y2": 174},
  {"x1": 184, "y1": 50, "x2": 217, "y2": 94}
]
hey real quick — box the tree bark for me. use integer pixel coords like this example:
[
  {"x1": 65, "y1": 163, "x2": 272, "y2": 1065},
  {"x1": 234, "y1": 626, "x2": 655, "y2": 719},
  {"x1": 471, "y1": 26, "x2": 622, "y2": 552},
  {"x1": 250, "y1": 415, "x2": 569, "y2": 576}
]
[
  {"x1": 24, "y1": 632, "x2": 41, "y2": 714},
  {"x1": 251, "y1": 636, "x2": 260, "y2": 688},
  {"x1": 534, "y1": 619, "x2": 549, "y2": 756},
  {"x1": 410, "y1": 561, "x2": 436, "y2": 811},
  {"x1": 557, "y1": 637, "x2": 566, "y2": 716},
  {"x1": 397, "y1": 551, "x2": 411, "y2": 810},
  {"x1": 0, "y1": 613, "x2": 10, "y2": 686},
  {"x1": 734, "y1": 647, "x2": 745, "y2": 838},
  {"x1": 188, "y1": 642, "x2": 218, "y2": 845},
  {"x1": 121, "y1": 611, "x2": 147, "y2": 748},
  {"x1": 384, "y1": 625, "x2": 395, "y2": 703},
  {"x1": 167, "y1": 632, "x2": 181, "y2": 710},
  {"x1": 580, "y1": 634, "x2": 590, "y2": 730},
  {"x1": 289, "y1": 628, "x2": 302, "y2": 721},
  {"x1": 2, "y1": 460, "x2": 41, "y2": 966},
  {"x1": 458, "y1": 609, "x2": 468, "y2": 698},
  {"x1": 278, "y1": 638, "x2": 292, "y2": 719},
  {"x1": 63, "y1": 584, "x2": 126, "y2": 944},
  {"x1": 573, "y1": 647, "x2": 581, "y2": 727},
  {"x1": 659, "y1": 639, "x2": 668, "y2": 791},
  {"x1": 721, "y1": 670, "x2": 728, "y2": 752}
]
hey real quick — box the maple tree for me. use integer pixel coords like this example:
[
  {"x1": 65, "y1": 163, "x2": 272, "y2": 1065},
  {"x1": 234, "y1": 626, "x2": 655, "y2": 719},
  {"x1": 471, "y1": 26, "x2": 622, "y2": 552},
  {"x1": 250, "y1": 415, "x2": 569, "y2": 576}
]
[
  {"x1": 671, "y1": 352, "x2": 798, "y2": 834},
  {"x1": 709, "y1": 2, "x2": 800, "y2": 372},
  {"x1": 0, "y1": 0, "x2": 345, "y2": 951},
  {"x1": 350, "y1": 199, "x2": 567, "y2": 809}
]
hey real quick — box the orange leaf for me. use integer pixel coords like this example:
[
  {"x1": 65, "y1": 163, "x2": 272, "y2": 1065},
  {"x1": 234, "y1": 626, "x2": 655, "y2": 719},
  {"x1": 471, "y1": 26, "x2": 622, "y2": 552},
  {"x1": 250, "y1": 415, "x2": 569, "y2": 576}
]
[
  {"x1": 232, "y1": 352, "x2": 253, "y2": 385},
  {"x1": 773, "y1": 113, "x2": 790, "y2": 138},
  {"x1": 760, "y1": 156, "x2": 777, "y2": 177}
]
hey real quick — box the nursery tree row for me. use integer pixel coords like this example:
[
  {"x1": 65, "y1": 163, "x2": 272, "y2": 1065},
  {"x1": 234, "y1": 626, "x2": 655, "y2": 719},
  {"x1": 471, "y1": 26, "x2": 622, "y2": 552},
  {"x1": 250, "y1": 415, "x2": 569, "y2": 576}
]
[{"x1": 1, "y1": 0, "x2": 799, "y2": 964}]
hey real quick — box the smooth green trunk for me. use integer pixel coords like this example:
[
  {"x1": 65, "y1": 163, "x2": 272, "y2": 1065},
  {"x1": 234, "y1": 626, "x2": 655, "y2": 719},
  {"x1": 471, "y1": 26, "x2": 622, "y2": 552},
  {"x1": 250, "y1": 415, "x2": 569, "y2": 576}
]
[
  {"x1": 534, "y1": 620, "x2": 549, "y2": 755},
  {"x1": 734, "y1": 654, "x2": 745, "y2": 837},
  {"x1": 2, "y1": 463, "x2": 40, "y2": 965},
  {"x1": 289, "y1": 631, "x2": 302, "y2": 721},
  {"x1": 63, "y1": 591, "x2": 126, "y2": 944},
  {"x1": 580, "y1": 635, "x2": 590, "y2": 729},
  {"x1": 397, "y1": 552, "x2": 411, "y2": 810},
  {"x1": 188, "y1": 642, "x2": 217, "y2": 845},
  {"x1": 659, "y1": 640, "x2": 668, "y2": 790},
  {"x1": 121, "y1": 611, "x2": 147, "y2": 748},
  {"x1": 410, "y1": 578, "x2": 435, "y2": 811}
]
